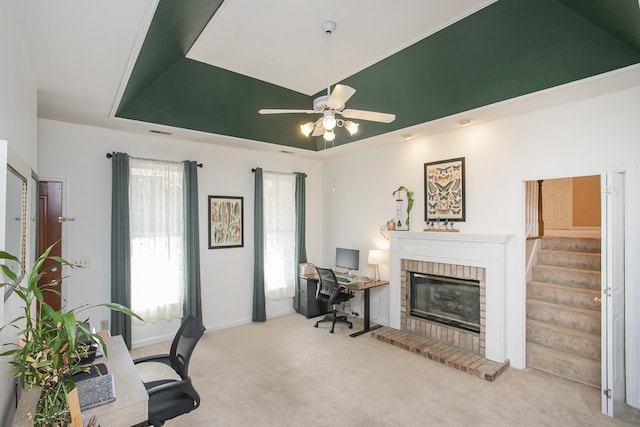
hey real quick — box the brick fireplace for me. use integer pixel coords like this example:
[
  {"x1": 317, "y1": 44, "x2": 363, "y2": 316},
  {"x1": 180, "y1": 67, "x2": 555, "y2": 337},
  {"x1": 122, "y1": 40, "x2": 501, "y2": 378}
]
[
  {"x1": 401, "y1": 260, "x2": 486, "y2": 355},
  {"x1": 388, "y1": 231, "x2": 512, "y2": 363}
]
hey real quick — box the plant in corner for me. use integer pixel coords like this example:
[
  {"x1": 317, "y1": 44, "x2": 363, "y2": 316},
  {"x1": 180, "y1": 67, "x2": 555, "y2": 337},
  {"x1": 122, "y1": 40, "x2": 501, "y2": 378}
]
[{"x1": 0, "y1": 243, "x2": 141, "y2": 426}]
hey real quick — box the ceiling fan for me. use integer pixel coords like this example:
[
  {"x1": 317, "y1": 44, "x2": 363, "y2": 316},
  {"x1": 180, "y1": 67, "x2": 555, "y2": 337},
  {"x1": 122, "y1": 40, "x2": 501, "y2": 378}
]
[{"x1": 258, "y1": 21, "x2": 396, "y2": 143}]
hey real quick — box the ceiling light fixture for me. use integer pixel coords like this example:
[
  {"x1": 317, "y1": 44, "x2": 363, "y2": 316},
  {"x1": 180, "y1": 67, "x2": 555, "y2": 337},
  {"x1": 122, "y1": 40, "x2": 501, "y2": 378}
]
[
  {"x1": 301, "y1": 21, "x2": 359, "y2": 142},
  {"x1": 322, "y1": 112, "x2": 336, "y2": 131},
  {"x1": 259, "y1": 21, "x2": 396, "y2": 144},
  {"x1": 345, "y1": 121, "x2": 359, "y2": 136},
  {"x1": 323, "y1": 130, "x2": 336, "y2": 142},
  {"x1": 300, "y1": 122, "x2": 314, "y2": 137}
]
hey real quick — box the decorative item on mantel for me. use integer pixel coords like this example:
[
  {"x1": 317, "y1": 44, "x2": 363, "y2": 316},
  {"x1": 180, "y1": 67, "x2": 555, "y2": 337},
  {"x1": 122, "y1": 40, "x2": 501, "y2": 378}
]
[
  {"x1": 424, "y1": 218, "x2": 460, "y2": 232},
  {"x1": 392, "y1": 186, "x2": 414, "y2": 230}
]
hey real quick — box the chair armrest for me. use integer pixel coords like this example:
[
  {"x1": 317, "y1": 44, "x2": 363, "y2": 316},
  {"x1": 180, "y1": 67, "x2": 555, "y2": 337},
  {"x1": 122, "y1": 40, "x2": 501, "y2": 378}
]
[
  {"x1": 133, "y1": 354, "x2": 171, "y2": 366},
  {"x1": 328, "y1": 287, "x2": 346, "y2": 304}
]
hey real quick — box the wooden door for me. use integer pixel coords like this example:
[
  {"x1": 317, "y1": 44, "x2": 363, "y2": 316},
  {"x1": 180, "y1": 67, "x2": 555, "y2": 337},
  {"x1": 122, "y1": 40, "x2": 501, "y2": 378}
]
[
  {"x1": 542, "y1": 178, "x2": 572, "y2": 229},
  {"x1": 38, "y1": 181, "x2": 63, "y2": 310}
]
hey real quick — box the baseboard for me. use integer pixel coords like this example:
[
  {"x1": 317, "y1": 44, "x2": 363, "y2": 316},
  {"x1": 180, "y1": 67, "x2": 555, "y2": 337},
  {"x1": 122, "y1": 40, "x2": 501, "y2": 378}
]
[{"x1": 132, "y1": 310, "x2": 298, "y2": 348}]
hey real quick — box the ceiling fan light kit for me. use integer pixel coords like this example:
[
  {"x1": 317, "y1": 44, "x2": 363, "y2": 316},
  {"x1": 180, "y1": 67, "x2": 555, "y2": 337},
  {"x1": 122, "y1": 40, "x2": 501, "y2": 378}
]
[{"x1": 258, "y1": 21, "x2": 396, "y2": 146}]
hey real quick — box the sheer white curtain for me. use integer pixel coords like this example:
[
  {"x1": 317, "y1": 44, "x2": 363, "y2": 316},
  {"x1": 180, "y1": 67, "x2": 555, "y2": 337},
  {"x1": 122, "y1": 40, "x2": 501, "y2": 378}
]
[
  {"x1": 129, "y1": 158, "x2": 184, "y2": 323},
  {"x1": 263, "y1": 172, "x2": 296, "y2": 300}
]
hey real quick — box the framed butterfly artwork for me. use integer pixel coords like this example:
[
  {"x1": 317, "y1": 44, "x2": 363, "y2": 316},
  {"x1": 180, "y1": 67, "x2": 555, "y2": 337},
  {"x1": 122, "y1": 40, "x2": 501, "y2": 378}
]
[{"x1": 423, "y1": 157, "x2": 465, "y2": 222}]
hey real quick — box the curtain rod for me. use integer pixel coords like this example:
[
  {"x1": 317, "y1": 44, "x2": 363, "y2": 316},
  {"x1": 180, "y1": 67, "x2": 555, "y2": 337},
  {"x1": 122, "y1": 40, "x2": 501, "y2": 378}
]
[
  {"x1": 106, "y1": 152, "x2": 203, "y2": 168},
  {"x1": 252, "y1": 168, "x2": 306, "y2": 177}
]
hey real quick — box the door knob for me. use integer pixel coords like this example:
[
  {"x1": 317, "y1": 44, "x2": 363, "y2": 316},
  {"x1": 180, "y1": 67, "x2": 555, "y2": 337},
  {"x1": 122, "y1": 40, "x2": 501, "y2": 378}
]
[{"x1": 594, "y1": 296, "x2": 601, "y2": 303}]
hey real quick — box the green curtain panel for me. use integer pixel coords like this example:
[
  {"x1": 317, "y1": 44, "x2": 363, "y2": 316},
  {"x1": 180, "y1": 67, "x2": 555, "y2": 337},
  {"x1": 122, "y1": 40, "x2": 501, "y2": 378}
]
[
  {"x1": 183, "y1": 161, "x2": 203, "y2": 322},
  {"x1": 252, "y1": 168, "x2": 266, "y2": 321},
  {"x1": 293, "y1": 172, "x2": 308, "y2": 312},
  {"x1": 110, "y1": 152, "x2": 132, "y2": 349}
]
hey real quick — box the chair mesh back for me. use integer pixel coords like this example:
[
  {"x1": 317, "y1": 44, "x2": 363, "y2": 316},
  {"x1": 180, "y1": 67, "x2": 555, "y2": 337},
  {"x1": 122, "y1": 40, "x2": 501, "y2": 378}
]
[
  {"x1": 315, "y1": 267, "x2": 339, "y2": 297},
  {"x1": 170, "y1": 315, "x2": 205, "y2": 378}
]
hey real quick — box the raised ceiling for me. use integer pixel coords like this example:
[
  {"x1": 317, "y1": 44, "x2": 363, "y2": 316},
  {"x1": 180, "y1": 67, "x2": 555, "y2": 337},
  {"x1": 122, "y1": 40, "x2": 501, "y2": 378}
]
[
  {"x1": 115, "y1": 0, "x2": 640, "y2": 151},
  {"x1": 16, "y1": 0, "x2": 640, "y2": 153}
]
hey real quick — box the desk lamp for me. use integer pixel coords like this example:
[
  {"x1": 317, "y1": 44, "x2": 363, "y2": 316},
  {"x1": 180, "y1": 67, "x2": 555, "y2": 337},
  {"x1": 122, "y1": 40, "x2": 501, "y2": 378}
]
[{"x1": 368, "y1": 250, "x2": 383, "y2": 281}]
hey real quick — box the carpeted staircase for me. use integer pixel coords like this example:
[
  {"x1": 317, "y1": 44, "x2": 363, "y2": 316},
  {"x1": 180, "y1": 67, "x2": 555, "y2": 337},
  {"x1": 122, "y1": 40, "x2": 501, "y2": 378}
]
[{"x1": 526, "y1": 236, "x2": 601, "y2": 388}]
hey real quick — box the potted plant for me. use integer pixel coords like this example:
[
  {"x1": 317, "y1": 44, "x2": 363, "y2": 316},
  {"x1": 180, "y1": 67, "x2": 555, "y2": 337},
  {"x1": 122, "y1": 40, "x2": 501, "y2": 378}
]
[
  {"x1": 1, "y1": 243, "x2": 141, "y2": 426},
  {"x1": 392, "y1": 185, "x2": 414, "y2": 230}
]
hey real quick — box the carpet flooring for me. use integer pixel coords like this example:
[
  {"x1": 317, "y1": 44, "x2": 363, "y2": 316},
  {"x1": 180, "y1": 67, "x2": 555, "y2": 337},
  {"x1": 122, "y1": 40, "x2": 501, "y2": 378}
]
[{"x1": 130, "y1": 314, "x2": 640, "y2": 426}]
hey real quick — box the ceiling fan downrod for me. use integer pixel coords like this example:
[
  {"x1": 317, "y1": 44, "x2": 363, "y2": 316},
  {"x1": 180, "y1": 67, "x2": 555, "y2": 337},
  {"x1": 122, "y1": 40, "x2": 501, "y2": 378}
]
[{"x1": 322, "y1": 21, "x2": 336, "y2": 97}]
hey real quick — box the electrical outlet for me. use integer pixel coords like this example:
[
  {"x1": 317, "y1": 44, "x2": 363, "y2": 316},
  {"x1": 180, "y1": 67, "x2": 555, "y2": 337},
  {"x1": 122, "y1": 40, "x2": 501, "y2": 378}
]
[
  {"x1": 100, "y1": 319, "x2": 109, "y2": 331},
  {"x1": 71, "y1": 256, "x2": 90, "y2": 268}
]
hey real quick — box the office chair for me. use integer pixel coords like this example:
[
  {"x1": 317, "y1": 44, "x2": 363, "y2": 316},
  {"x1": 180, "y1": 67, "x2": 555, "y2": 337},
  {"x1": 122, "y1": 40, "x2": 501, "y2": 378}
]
[
  {"x1": 133, "y1": 315, "x2": 206, "y2": 426},
  {"x1": 314, "y1": 267, "x2": 354, "y2": 333}
]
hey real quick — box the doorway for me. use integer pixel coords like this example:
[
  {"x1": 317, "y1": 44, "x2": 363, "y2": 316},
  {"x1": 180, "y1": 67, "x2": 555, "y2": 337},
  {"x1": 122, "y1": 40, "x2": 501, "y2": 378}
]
[
  {"x1": 541, "y1": 176, "x2": 601, "y2": 237},
  {"x1": 38, "y1": 181, "x2": 63, "y2": 311},
  {"x1": 524, "y1": 172, "x2": 627, "y2": 417}
]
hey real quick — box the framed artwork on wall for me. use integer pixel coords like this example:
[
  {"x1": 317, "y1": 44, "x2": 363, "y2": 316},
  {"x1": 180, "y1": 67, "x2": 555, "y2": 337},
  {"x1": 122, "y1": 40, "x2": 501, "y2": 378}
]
[
  {"x1": 208, "y1": 195, "x2": 244, "y2": 249},
  {"x1": 424, "y1": 157, "x2": 466, "y2": 222}
]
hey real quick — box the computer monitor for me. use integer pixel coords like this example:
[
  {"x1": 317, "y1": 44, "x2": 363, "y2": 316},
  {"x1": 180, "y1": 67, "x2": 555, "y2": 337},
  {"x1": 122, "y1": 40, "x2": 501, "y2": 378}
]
[{"x1": 335, "y1": 247, "x2": 359, "y2": 274}]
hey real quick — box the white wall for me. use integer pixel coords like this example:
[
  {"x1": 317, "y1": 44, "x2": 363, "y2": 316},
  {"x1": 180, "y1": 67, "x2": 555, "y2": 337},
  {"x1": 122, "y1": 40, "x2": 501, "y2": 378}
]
[
  {"x1": 322, "y1": 85, "x2": 640, "y2": 407},
  {"x1": 0, "y1": 0, "x2": 39, "y2": 421},
  {"x1": 37, "y1": 119, "x2": 324, "y2": 347}
]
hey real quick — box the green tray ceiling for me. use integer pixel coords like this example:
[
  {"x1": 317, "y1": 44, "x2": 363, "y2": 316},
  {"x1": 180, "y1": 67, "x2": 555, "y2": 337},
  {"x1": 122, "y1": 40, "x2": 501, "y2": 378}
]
[{"x1": 116, "y1": 0, "x2": 640, "y2": 151}]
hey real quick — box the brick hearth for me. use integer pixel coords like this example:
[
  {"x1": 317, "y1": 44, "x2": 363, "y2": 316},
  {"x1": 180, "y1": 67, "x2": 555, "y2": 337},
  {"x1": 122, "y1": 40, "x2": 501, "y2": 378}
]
[{"x1": 371, "y1": 327, "x2": 510, "y2": 382}]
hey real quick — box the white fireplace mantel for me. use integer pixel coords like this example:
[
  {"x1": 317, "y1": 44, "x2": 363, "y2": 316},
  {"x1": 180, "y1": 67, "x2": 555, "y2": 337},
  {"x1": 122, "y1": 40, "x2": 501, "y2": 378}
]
[{"x1": 388, "y1": 231, "x2": 513, "y2": 363}]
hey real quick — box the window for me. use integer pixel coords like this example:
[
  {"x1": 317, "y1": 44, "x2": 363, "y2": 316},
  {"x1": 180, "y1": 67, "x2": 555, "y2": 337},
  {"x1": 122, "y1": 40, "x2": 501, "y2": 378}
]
[
  {"x1": 129, "y1": 158, "x2": 184, "y2": 323},
  {"x1": 263, "y1": 172, "x2": 296, "y2": 300}
]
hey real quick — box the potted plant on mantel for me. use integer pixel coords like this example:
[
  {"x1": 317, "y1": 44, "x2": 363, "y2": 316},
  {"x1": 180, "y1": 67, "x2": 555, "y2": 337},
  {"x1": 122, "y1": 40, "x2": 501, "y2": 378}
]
[{"x1": 0, "y1": 243, "x2": 141, "y2": 426}]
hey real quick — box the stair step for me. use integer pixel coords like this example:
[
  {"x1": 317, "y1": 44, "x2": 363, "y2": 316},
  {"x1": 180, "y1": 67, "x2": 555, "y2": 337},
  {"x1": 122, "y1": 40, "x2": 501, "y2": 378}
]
[
  {"x1": 527, "y1": 342, "x2": 600, "y2": 388},
  {"x1": 527, "y1": 281, "x2": 601, "y2": 311},
  {"x1": 527, "y1": 319, "x2": 600, "y2": 360},
  {"x1": 542, "y1": 237, "x2": 601, "y2": 253},
  {"x1": 538, "y1": 250, "x2": 600, "y2": 271},
  {"x1": 532, "y1": 264, "x2": 600, "y2": 290},
  {"x1": 527, "y1": 300, "x2": 600, "y2": 334}
]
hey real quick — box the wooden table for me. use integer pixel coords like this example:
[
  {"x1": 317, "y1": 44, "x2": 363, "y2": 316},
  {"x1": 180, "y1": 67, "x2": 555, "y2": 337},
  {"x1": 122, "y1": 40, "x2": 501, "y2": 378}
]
[
  {"x1": 343, "y1": 279, "x2": 389, "y2": 337},
  {"x1": 13, "y1": 335, "x2": 148, "y2": 427}
]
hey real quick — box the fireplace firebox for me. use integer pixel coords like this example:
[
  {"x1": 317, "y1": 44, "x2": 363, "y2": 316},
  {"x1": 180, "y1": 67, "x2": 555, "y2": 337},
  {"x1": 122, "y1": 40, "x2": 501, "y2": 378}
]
[{"x1": 410, "y1": 272, "x2": 480, "y2": 333}]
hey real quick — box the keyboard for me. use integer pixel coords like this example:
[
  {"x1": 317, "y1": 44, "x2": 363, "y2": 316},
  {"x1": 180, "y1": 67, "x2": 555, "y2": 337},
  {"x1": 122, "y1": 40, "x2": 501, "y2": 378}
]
[
  {"x1": 76, "y1": 372, "x2": 116, "y2": 410},
  {"x1": 336, "y1": 275, "x2": 354, "y2": 284}
]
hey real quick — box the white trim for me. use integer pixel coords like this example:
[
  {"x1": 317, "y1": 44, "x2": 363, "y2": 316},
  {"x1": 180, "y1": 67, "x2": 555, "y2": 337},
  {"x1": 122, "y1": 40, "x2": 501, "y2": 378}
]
[{"x1": 109, "y1": 0, "x2": 160, "y2": 118}]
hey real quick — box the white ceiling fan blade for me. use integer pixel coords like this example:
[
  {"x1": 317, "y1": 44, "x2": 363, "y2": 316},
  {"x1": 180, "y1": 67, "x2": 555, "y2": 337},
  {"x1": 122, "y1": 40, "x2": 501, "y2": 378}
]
[
  {"x1": 258, "y1": 109, "x2": 315, "y2": 114},
  {"x1": 341, "y1": 109, "x2": 396, "y2": 123},
  {"x1": 326, "y1": 84, "x2": 356, "y2": 110}
]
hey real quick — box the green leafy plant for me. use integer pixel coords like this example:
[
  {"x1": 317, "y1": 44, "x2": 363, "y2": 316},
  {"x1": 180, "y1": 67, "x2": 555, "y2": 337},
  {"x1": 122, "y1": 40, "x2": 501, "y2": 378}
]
[{"x1": 1, "y1": 243, "x2": 141, "y2": 426}]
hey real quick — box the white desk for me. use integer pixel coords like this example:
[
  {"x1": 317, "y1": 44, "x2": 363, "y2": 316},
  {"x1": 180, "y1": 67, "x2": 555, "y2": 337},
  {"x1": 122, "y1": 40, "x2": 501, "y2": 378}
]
[{"x1": 13, "y1": 335, "x2": 148, "y2": 427}]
